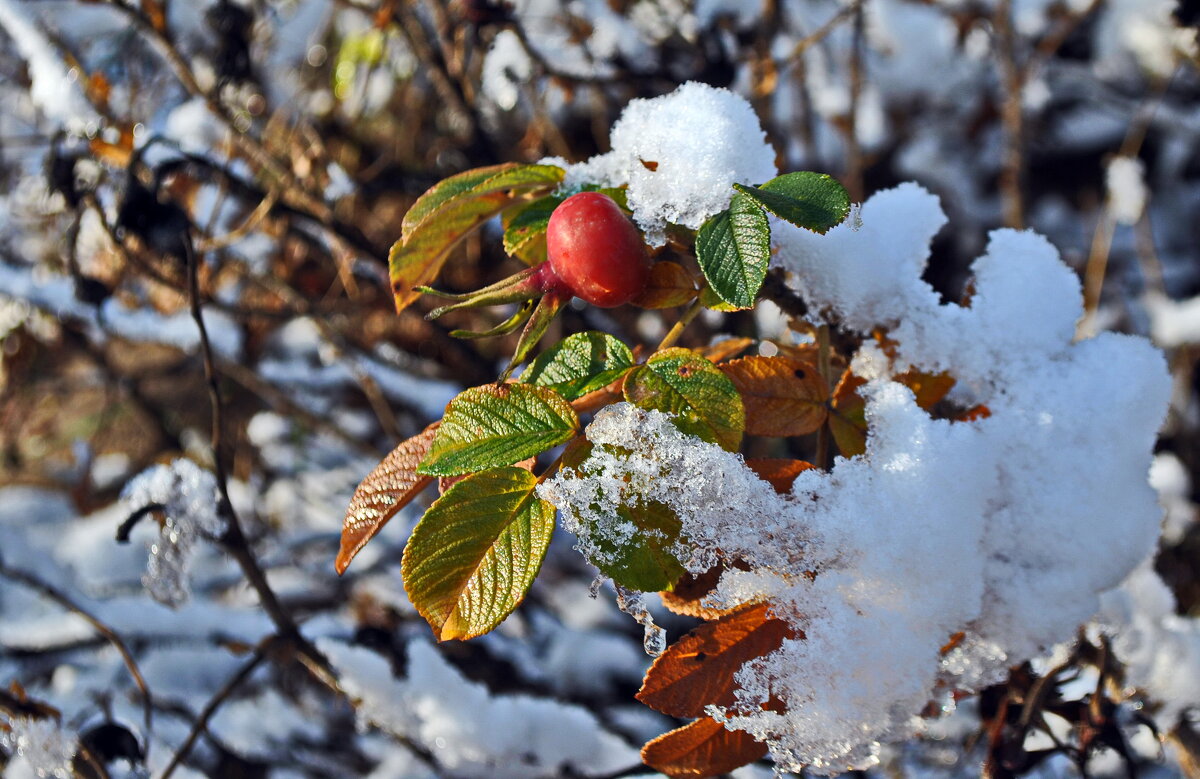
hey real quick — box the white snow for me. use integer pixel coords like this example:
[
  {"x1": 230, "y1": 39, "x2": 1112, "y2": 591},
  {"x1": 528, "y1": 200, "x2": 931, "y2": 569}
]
[
  {"x1": 563, "y1": 82, "x2": 778, "y2": 246},
  {"x1": 0, "y1": 0, "x2": 98, "y2": 132},
  {"x1": 0, "y1": 718, "x2": 76, "y2": 779},
  {"x1": 1145, "y1": 291, "x2": 1200, "y2": 348},
  {"x1": 1106, "y1": 155, "x2": 1148, "y2": 226},
  {"x1": 1099, "y1": 564, "x2": 1200, "y2": 729},
  {"x1": 318, "y1": 638, "x2": 641, "y2": 778},
  {"x1": 121, "y1": 459, "x2": 225, "y2": 607},
  {"x1": 542, "y1": 183, "x2": 1171, "y2": 774}
]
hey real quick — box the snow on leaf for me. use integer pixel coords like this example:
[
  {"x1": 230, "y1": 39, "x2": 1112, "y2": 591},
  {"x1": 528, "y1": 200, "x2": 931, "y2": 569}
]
[
  {"x1": 336, "y1": 424, "x2": 439, "y2": 575},
  {"x1": 624, "y1": 348, "x2": 744, "y2": 452},
  {"x1": 582, "y1": 501, "x2": 686, "y2": 593}
]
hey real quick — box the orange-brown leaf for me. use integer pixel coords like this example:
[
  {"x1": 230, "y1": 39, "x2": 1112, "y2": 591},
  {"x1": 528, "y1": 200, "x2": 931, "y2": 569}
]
[
  {"x1": 633, "y1": 261, "x2": 697, "y2": 309},
  {"x1": 897, "y1": 370, "x2": 955, "y2": 411},
  {"x1": 746, "y1": 458, "x2": 815, "y2": 494},
  {"x1": 638, "y1": 602, "x2": 795, "y2": 717},
  {"x1": 699, "y1": 337, "x2": 755, "y2": 364},
  {"x1": 660, "y1": 564, "x2": 737, "y2": 620},
  {"x1": 957, "y1": 404, "x2": 991, "y2": 422},
  {"x1": 336, "y1": 425, "x2": 438, "y2": 575},
  {"x1": 828, "y1": 369, "x2": 867, "y2": 457},
  {"x1": 719, "y1": 356, "x2": 827, "y2": 437},
  {"x1": 771, "y1": 342, "x2": 820, "y2": 364},
  {"x1": 641, "y1": 717, "x2": 767, "y2": 778}
]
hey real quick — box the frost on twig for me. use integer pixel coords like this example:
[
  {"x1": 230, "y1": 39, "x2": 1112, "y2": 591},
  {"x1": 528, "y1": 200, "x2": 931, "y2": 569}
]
[{"x1": 121, "y1": 459, "x2": 225, "y2": 608}]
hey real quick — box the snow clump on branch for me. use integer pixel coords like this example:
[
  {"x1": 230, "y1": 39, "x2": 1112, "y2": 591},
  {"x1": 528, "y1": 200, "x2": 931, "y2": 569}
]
[
  {"x1": 555, "y1": 82, "x2": 778, "y2": 246},
  {"x1": 120, "y1": 459, "x2": 225, "y2": 608},
  {"x1": 541, "y1": 182, "x2": 1172, "y2": 774}
]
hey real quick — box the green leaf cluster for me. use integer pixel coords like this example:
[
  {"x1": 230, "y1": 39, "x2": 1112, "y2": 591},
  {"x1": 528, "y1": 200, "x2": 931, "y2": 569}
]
[{"x1": 697, "y1": 171, "x2": 850, "y2": 309}]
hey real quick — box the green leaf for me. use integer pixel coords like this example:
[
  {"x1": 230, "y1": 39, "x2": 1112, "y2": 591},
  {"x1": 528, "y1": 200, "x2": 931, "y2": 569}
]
[
  {"x1": 418, "y1": 383, "x2": 578, "y2": 476},
  {"x1": 585, "y1": 501, "x2": 686, "y2": 593},
  {"x1": 402, "y1": 467, "x2": 554, "y2": 640},
  {"x1": 402, "y1": 163, "x2": 563, "y2": 237},
  {"x1": 733, "y1": 171, "x2": 850, "y2": 234},
  {"x1": 695, "y1": 193, "x2": 771, "y2": 310},
  {"x1": 624, "y1": 348, "x2": 745, "y2": 451},
  {"x1": 503, "y1": 195, "x2": 563, "y2": 266},
  {"x1": 521, "y1": 331, "x2": 634, "y2": 401},
  {"x1": 391, "y1": 163, "x2": 564, "y2": 311}
]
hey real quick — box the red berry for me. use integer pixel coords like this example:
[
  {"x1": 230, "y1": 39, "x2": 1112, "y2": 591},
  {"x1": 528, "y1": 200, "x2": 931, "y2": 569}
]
[{"x1": 546, "y1": 192, "x2": 650, "y2": 308}]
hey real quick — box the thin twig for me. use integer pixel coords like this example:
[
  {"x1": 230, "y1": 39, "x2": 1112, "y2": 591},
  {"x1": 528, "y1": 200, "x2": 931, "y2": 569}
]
[
  {"x1": 158, "y1": 642, "x2": 271, "y2": 779},
  {"x1": 183, "y1": 237, "x2": 301, "y2": 642},
  {"x1": 0, "y1": 556, "x2": 153, "y2": 735},
  {"x1": 779, "y1": 0, "x2": 862, "y2": 70},
  {"x1": 994, "y1": 0, "x2": 1026, "y2": 229}
]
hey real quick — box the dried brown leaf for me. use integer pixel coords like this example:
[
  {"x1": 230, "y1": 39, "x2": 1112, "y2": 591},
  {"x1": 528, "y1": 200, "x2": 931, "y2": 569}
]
[
  {"x1": 897, "y1": 369, "x2": 955, "y2": 411},
  {"x1": 745, "y1": 458, "x2": 815, "y2": 494},
  {"x1": 336, "y1": 424, "x2": 438, "y2": 575},
  {"x1": 699, "y1": 337, "x2": 755, "y2": 364},
  {"x1": 638, "y1": 602, "x2": 796, "y2": 717},
  {"x1": 660, "y1": 564, "x2": 734, "y2": 620},
  {"x1": 633, "y1": 261, "x2": 697, "y2": 309},
  {"x1": 829, "y1": 369, "x2": 868, "y2": 457},
  {"x1": 719, "y1": 356, "x2": 827, "y2": 437},
  {"x1": 641, "y1": 717, "x2": 767, "y2": 778}
]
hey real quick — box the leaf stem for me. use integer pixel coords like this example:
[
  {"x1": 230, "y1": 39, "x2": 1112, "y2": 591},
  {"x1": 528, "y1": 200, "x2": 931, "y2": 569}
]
[{"x1": 653, "y1": 297, "x2": 705, "y2": 353}]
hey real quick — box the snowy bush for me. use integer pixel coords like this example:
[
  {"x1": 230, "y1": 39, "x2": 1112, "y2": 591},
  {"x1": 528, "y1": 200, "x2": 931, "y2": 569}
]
[{"x1": 1, "y1": 1, "x2": 1198, "y2": 778}]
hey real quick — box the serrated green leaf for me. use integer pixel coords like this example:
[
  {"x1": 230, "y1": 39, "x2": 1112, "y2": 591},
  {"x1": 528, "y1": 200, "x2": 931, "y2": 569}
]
[
  {"x1": 402, "y1": 163, "x2": 564, "y2": 237},
  {"x1": 402, "y1": 164, "x2": 514, "y2": 238},
  {"x1": 418, "y1": 383, "x2": 578, "y2": 476},
  {"x1": 391, "y1": 164, "x2": 564, "y2": 311},
  {"x1": 584, "y1": 501, "x2": 686, "y2": 593},
  {"x1": 624, "y1": 348, "x2": 745, "y2": 451},
  {"x1": 402, "y1": 467, "x2": 554, "y2": 640},
  {"x1": 521, "y1": 331, "x2": 634, "y2": 401},
  {"x1": 733, "y1": 172, "x2": 850, "y2": 235},
  {"x1": 503, "y1": 195, "x2": 563, "y2": 265},
  {"x1": 695, "y1": 194, "x2": 771, "y2": 310}
]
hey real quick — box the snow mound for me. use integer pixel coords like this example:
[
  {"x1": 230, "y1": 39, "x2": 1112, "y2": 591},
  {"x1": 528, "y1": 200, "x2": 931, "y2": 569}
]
[{"x1": 542, "y1": 183, "x2": 1171, "y2": 774}]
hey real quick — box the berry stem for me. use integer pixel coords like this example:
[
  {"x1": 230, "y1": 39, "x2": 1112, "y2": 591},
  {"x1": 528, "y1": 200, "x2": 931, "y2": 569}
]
[{"x1": 653, "y1": 297, "x2": 705, "y2": 354}]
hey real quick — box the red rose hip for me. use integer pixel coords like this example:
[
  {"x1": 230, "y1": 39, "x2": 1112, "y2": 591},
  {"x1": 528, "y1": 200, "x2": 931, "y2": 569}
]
[{"x1": 546, "y1": 191, "x2": 650, "y2": 308}]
